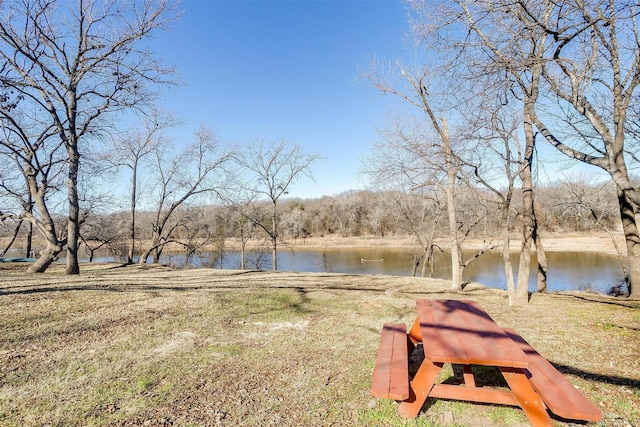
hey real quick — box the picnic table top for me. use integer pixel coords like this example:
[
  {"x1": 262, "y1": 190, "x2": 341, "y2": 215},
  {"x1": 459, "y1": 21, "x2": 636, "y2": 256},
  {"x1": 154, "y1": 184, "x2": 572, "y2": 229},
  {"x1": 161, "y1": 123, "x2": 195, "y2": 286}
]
[{"x1": 414, "y1": 299, "x2": 530, "y2": 368}]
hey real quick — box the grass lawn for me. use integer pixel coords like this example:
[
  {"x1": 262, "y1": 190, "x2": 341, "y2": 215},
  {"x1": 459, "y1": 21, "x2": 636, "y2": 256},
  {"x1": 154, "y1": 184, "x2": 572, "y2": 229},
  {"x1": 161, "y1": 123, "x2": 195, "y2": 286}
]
[{"x1": 0, "y1": 263, "x2": 638, "y2": 426}]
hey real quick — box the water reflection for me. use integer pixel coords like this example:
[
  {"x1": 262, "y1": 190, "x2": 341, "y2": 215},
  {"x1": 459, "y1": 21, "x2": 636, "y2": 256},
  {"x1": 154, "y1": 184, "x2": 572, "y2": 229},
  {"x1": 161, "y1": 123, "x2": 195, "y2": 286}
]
[
  {"x1": 36, "y1": 246, "x2": 623, "y2": 293},
  {"x1": 206, "y1": 247, "x2": 622, "y2": 293}
]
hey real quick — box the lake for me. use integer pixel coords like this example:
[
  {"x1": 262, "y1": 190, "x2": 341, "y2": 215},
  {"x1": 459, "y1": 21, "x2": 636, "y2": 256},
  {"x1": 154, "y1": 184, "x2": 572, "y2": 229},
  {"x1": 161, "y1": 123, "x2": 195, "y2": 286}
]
[
  {"x1": 162, "y1": 247, "x2": 624, "y2": 294},
  {"x1": 7, "y1": 246, "x2": 623, "y2": 293}
]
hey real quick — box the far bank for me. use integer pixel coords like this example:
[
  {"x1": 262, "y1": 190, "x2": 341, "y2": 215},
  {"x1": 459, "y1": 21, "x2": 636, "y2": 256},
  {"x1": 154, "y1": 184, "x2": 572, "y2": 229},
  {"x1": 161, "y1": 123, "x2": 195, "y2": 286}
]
[{"x1": 281, "y1": 231, "x2": 625, "y2": 256}]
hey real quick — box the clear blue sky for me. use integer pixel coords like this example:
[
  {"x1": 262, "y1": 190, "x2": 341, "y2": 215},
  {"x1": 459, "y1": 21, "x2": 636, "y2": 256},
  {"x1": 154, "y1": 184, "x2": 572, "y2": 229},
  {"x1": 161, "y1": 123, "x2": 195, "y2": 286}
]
[{"x1": 151, "y1": 0, "x2": 411, "y2": 199}]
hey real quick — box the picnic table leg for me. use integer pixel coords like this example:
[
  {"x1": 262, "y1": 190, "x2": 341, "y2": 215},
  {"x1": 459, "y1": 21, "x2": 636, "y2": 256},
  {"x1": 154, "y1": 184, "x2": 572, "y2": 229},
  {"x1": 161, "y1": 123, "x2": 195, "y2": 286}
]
[
  {"x1": 499, "y1": 367, "x2": 553, "y2": 427},
  {"x1": 407, "y1": 317, "x2": 422, "y2": 343},
  {"x1": 461, "y1": 364, "x2": 476, "y2": 387},
  {"x1": 397, "y1": 359, "x2": 443, "y2": 419}
]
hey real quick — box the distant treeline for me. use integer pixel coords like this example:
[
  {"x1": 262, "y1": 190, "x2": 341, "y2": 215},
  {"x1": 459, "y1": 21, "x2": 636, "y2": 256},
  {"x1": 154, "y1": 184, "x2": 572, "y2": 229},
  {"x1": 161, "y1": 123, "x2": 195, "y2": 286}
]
[{"x1": 0, "y1": 176, "x2": 619, "y2": 261}]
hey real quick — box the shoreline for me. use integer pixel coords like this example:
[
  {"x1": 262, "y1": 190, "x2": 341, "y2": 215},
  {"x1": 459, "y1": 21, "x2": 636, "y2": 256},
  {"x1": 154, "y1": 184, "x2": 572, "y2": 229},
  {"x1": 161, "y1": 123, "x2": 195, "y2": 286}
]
[
  {"x1": 282, "y1": 232, "x2": 626, "y2": 256},
  {"x1": 2, "y1": 232, "x2": 626, "y2": 259}
]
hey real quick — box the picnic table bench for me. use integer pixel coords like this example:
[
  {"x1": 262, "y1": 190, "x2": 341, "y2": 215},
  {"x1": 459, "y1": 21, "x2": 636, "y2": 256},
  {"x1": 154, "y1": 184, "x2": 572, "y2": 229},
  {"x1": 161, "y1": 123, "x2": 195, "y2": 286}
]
[
  {"x1": 370, "y1": 323, "x2": 412, "y2": 400},
  {"x1": 370, "y1": 299, "x2": 602, "y2": 426}
]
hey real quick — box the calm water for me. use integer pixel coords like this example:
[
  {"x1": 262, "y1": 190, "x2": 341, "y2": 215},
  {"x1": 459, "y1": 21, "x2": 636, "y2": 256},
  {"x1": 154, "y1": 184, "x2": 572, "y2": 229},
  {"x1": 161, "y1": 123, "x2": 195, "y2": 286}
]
[
  {"x1": 167, "y1": 247, "x2": 622, "y2": 293},
  {"x1": 11, "y1": 246, "x2": 622, "y2": 293}
]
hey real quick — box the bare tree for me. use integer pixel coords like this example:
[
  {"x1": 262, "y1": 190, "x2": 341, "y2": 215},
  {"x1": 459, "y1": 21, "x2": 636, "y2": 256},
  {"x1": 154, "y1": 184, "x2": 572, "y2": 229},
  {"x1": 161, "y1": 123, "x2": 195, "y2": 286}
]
[
  {"x1": 180, "y1": 205, "x2": 228, "y2": 268},
  {"x1": 404, "y1": 0, "x2": 553, "y2": 304},
  {"x1": 0, "y1": 156, "x2": 32, "y2": 259},
  {"x1": 393, "y1": 190, "x2": 445, "y2": 278},
  {"x1": 328, "y1": 191, "x2": 365, "y2": 237},
  {"x1": 238, "y1": 139, "x2": 319, "y2": 271},
  {"x1": 0, "y1": 167, "x2": 35, "y2": 259},
  {"x1": 280, "y1": 201, "x2": 310, "y2": 238},
  {"x1": 222, "y1": 192, "x2": 265, "y2": 271},
  {"x1": 365, "y1": 63, "x2": 467, "y2": 290},
  {"x1": 79, "y1": 212, "x2": 126, "y2": 262},
  {"x1": 444, "y1": 0, "x2": 640, "y2": 298},
  {"x1": 138, "y1": 126, "x2": 234, "y2": 264},
  {"x1": 525, "y1": 0, "x2": 639, "y2": 298},
  {"x1": 556, "y1": 175, "x2": 628, "y2": 289},
  {"x1": 0, "y1": 220, "x2": 25, "y2": 258},
  {"x1": 362, "y1": 119, "x2": 447, "y2": 277},
  {"x1": 0, "y1": 0, "x2": 178, "y2": 274},
  {"x1": 0, "y1": 113, "x2": 68, "y2": 272},
  {"x1": 461, "y1": 105, "x2": 527, "y2": 303},
  {"x1": 106, "y1": 110, "x2": 177, "y2": 263}
]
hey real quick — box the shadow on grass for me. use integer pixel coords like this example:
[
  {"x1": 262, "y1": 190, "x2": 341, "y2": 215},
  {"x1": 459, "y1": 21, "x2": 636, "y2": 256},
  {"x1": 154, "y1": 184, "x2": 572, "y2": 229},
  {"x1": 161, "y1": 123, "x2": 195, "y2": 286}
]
[
  {"x1": 558, "y1": 292, "x2": 640, "y2": 309},
  {"x1": 551, "y1": 361, "x2": 640, "y2": 389},
  {"x1": 0, "y1": 276, "x2": 460, "y2": 297}
]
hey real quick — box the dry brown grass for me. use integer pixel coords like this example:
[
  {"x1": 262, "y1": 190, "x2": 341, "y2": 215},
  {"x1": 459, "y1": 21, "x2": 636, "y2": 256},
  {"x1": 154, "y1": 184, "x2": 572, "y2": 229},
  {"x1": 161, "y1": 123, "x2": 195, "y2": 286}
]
[{"x1": 0, "y1": 263, "x2": 638, "y2": 426}]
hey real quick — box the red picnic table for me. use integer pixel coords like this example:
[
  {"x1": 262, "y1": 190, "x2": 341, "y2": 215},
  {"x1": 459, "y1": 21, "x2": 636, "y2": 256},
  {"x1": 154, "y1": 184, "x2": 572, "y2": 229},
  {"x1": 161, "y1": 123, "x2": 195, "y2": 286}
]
[{"x1": 371, "y1": 299, "x2": 602, "y2": 426}]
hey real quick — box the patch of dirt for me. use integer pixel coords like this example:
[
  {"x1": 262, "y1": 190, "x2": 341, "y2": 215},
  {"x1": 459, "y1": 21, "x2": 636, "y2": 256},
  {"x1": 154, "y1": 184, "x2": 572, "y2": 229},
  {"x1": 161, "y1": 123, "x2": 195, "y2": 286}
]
[
  {"x1": 149, "y1": 330, "x2": 199, "y2": 358},
  {"x1": 249, "y1": 320, "x2": 310, "y2": 332}
]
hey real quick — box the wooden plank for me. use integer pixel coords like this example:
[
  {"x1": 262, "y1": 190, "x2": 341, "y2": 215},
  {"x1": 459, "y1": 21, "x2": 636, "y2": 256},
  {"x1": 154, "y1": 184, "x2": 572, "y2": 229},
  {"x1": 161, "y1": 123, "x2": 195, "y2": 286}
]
[
  {"x1": 389, "y1": 324, "x2": 410, "y2": 400},
  {"x1": 421, "y1": 299, "x2": 470, "y2": 363},
  {"x1": 461, "y1": 364, "x2": 476, "y2": 387},
  {"x1": 504, "y1": 328, "x2": 602, "y2": 422},
  {"x1": 429, "y1": 384, "x2": 519, "y2": 406},
  {"x1": 464, "y1": 300, "x2": 529, "y2": 368},
  {"x1": 433, "y1": 300, "x2": 482, "y2": 363},
  {"x1": 371, "y1": 323, "x2": 395, "y2": 398},
  {"x1": 407, "y1": 317, "x2": 422, "y2": 343},
  {"x1": 453, "y1": 300, "x2": 508, "y2": 366},
  {"x1": 370, "y1": 323, "x2": 409, "y2": 400},
  {"x1": 500, "y1": 366, "x2": 554, "y2": 427},
  {"x1": 417, "y1": 299, "x2": 529, "y2": 368},
  {"x1": 415, "y1": 300, "x2": 450, "y2": 363},
  {"x1": 442, "y1": 300, "x2": 497, "y2": 365},
  {"x1": 398, "y1": 359, "x2": 443, "y2": 419}
]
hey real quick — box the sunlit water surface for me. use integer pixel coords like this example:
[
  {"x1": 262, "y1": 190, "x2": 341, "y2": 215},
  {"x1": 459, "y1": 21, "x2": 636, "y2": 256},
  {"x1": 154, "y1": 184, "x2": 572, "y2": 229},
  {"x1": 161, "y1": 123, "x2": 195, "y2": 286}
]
[{"x1": 72, "y1": 247, "x2": 625, "y2": 294}]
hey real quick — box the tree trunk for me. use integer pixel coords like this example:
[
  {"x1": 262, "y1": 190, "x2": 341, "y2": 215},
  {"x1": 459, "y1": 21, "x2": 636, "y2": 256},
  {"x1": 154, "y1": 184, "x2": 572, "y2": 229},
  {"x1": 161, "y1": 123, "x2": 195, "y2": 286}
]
[
  {"x1": 499, "y1": 195, "x2": 516, "y2": 303},
  {"x1": 412, "y1": 254, "x2": 420, "y2": 277},
  {"x1": 26, "y1": 220, "x2": 33, "y2": 258},
  {"x1": 514, "y1": 110, "x2": 537, "y2": 306},
  {"x1": 515, "y1": 228, "x2": 532, "y2": 305},
  {"x1": 66, "y1": 144, "x2": 81, "y2": 275},
  {"x1": 272, "y1": 240, "x2": 277, "y2": 271},
  {"x1": 420, "y1": 218, "x2": 439, "y2": 278},
  {"x1": 618, "y1": 186, "x2": 640, "y2": 298},
  {"x1": 139, "y1": 247, "x2": 151, "y2": 264},
  {"x1": 27, "y1": 241, "x2": 64, "y2": 273},
  {"x1": 2, "y1": 220, "x2": 22, "y2": 257},
  {"x1": 421, "y1": 244, "x2": 434, "y2": 277},
  {"x1": 272, "y1": 201, "x2": 278, "y2": 271},
  {"x1": 502, "y1": 227, "x2": 516, "y2": 304},
  {"x1": 128, "y1": 162, "x2": 138, "y2": 264},
  {"x1": 25, "y1": 195, "x2": 34, "y2": 258},
  {"x1": 23, "y1": 163, "x2": 66, "y2": 273},
  {"x1": 239, "y1": 220, "x2": 249, "y2": 270},
  {"x1": 443, "y1": 119, "x2": 462, "y2": 290},
  {"x1": 533, "y1": 215, "x2": 548, "y2": 292}
]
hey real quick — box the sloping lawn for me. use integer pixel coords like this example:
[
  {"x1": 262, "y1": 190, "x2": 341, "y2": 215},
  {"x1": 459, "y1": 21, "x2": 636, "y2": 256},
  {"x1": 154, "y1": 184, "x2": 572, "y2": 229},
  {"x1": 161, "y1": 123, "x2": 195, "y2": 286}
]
[{"x1": 0, "y1": 264, "x2": 638, "y2": 426}]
